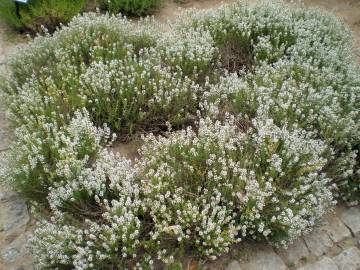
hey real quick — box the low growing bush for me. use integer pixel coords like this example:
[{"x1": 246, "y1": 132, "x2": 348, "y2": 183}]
[
  {"x1": 29, "y1": 150, "x2": 152, "y2": 269},
  {"x1": 1, "y1": 1, "x2": 359, "y2": 269},
  {"x1": 140, "y1": 117, "x2": 333, "y2": 254},
  {"x1": 97, "y1": 0, "x2": 164, "y2": 15},
  {"x1": 0, "y1": 0, "x2": 87, "y2": 33},
  {"x1": 187, "y1": 2, "x2": 360, "y2": 204},
  {"x1": 0, "y1": 109, "x2": 111, "y2": 208},
  {"x1": 1, "y1": 13, "x2": 193, "y2": 137},
  {"x1": 28, "y1": 118, "x2": 334, "y2": 268}
]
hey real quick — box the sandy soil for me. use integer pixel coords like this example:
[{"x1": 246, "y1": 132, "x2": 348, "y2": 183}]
[{"x1": 155, "y1": 0, "x2": 237, "y2": 22}]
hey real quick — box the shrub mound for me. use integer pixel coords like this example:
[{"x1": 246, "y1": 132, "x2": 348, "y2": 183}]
[
  {"x1": 1, "y1": 1, "x2": 359, "y2": 269},
  {"x1": 0, "y1": 0, "x2": 87, "y2": 33},
  {"x1": 98, "y1": 0, "x2": 164, "y2": 15},
  {"x1": 0, "y1": 0, "x2": 164, "y2": 33}
]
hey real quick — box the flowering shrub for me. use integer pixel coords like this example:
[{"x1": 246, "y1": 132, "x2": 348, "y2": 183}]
[
  {"x1": 140, "y1": 118, "x2": 333, "y2": 252},
  {"x1": 0, "y1": 109, "x2": 111, "y2": 207},
  {"x1": 1, "y1": 0, "x2": 359, "y2": 269},
  {"x1": 194, "y1": 2, "x2": 360, "y2": 204},
  {"x1": 29, "y1": 151, "x2": 153, "y2": 269},
  {"x1": 80, "y1": 54, "x2": 200, "y2": 137},
  {"x1": 2, "y1": 13, "x2": 198, "y2": 137}
]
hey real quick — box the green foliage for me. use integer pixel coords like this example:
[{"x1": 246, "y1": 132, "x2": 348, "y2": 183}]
[
  {"x1": 97, "y1": 0, "x2": 164, "y2": 15},
  {"x1": 0, "y1": 0, "x2": 87, "y2": 33}
]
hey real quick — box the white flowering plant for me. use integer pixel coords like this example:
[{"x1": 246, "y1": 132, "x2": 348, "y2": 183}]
[
  {"x1": 140, "y1": 117, "x2": 333, "y2": 253},
  {"x1": 2, "y1": 13, "x2": 201, "y2": 138},
  {"x1": 0, "y1": 109, "x2": 111, "y2": 208},
  {"x1": 0, "y1": 0, "x2": 359, "y2": 269},
  {"x1": 194, "y1": 2, "x2": 360, "y2": 204},
  {"x1": 29, "y1": 151, "x2": 155, "y2": 269}
]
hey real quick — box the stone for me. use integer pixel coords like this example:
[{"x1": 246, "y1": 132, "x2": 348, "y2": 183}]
[
  {"x1": 277, "y1": 238, "x2": 309, "y2": 266},
  {"x1": 324, "y1": 216, "x2": 351, "y2": 243},
  {"x1": 297, "y1": 257, "x2": 339, "y2": 270},
  {"x1": 239, "y1": 246, "x2": 286, "y2": 270},
  {"x1": 3, "y1": 223, "x2": 14, "y2": 231},
  {"x1": 10, "y1": 201, "x2": 28, "y2": 217},
  {"x1": 303, "y1": 229, "x2": 333, "y2": 257},
  {"x1": 226, "y1": 260, "x2": 242, "y2": 270},
  {"x1": 340, "y1": 207, "x2": 360, "y2": 236},
  {"x1": 333, "y1": 247, "x2": 360, "y2": 270},
  {"x1": 1, "y1": 247, "x2": 20, "y2": 262},
  {"x1": 0, "y1": 55, "x2": 5, "y2": 65},
  {"x1": 1, "y1": 199, "x2": 30, "y2": 235},
  {"x1": 0, "y1": 190, "x2": 17, "y2": 203},
  {"x1": 0, "y1": 117, "x2": 11, "y2": 151}
]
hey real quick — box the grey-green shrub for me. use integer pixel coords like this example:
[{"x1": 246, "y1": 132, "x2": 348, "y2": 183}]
[
  {"x1": 1, "y1": 0, "x2": 359, "y2": 269},
  {"x1": 139, "y1": 117, "x2": 333, "y2": 252},
  {"x1": 2, "y1": 13, "x2": 197, "y2": 136},
  {"x1": 185, "y1": 2, "x2": 360, "y2": 204},
  {"x1": 0, "y1": 109, "x2": 111, "y2": 208}
]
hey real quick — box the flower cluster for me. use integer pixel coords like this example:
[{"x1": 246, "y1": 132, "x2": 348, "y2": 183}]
[
  {"x1": 140, "y1": 117, "x2": 333, "y2": 251},
  {"x1": 79, "y1": 50, "x2": 200, "y2": 136},
  {"x1": 192, "y1": 1, "x2": 360, "y2": 204},
  {"x1": 30, "y1": 150, "x2": 149, "y2": 269},
  {"x1": 0, "y1": 109, "x2": 111, "y2": 206},
  {"x1": 139, "y1": 118, "x2": 244, "y2": 260},
  {"x1": 2, "y1": 12, "x2": 166, "y2": 134}
]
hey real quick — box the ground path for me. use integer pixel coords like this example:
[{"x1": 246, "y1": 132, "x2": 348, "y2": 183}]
[{"x1": 0, "y1": 1, "x2": 359, "y2": 269}]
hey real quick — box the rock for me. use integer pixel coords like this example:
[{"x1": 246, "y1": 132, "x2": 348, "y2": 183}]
[
  {"x1": 0, "y1": 54, "x2": 5, "y2": 65},
  {"x1": 239, "y1": 246, "x2": 286, "y2": 270},
  {"x1": 0, "y1": 192, "x2": 11, "y2": 202},
  {"x1": 226, "y1": 260, "x2": 242, "y2": 270},
  {"x1": 324, "y1": 216, "x2": 351, "y2": 243},
  {"x1": 0, "y1": 190, "x2": 18, "y2": 203},
  {"x1": 1, "y1": 247, "x2": 20, "y2": 262},
  {"x1": 1, "y1": 199, "x2": 30, "y2": 236},
  {"x1": 340, "y1": 207, "x2": 360, "y2": 236},
  {"x1": 0, "y1": 119, "x2": 11, "y2": 151},
  {"x1": 3, "y1": 223, "x2": 14, "y2": 231},
  {"x1": 0, "y1": 231, "x2": 35, "y2": 269},
  {"x1": 333, "y1": 247, "x2": 360, "y2": 270},
  {"x1": 277, "y1": 238, "x2": 309, "y2": 266},
  {"x1": 303, "y1": 228, "x2": 333, "y2": 257},
  {"x1": 10, "y1": 201, "x2": 28, "y2": 217},
  {"x1": 355, "y1": 48, "x2": 360, "y2": 56},
  {"x1": 297, "y1": 257, "x2": 338, "y2": 270}
]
